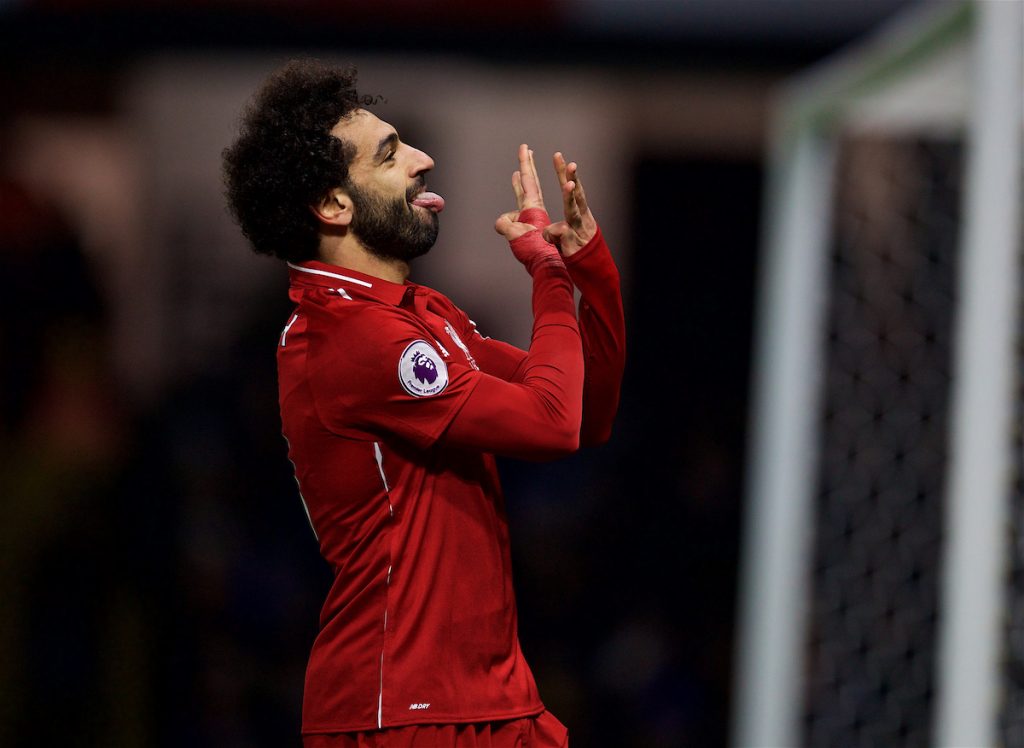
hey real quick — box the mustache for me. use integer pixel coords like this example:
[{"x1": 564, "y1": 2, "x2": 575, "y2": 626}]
[{"x1": 406, "y1": 176, "x2": 427, "y2": 201}]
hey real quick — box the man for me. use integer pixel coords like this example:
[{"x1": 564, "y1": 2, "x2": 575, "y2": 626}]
[{"x1": 222, "y1": 59, "x2": 625, "y2": 747}]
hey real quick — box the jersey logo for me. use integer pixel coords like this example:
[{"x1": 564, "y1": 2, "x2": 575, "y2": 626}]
[
  {"x1": 409, "y1": 703, "x2": 431, "y2": 710},
  {"x1": 444, "y1": 320, "x2": 479, "y2": 370},
  {"x1": 398, "y1": 340, "x2": 449, "y2": 397}
]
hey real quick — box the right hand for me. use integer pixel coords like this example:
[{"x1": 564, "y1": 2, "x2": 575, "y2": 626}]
[{"x1": 494, "y1": 143, "x2": 553, "y2": 241}]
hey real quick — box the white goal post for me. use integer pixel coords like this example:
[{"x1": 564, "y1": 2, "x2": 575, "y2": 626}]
[{"x1": 731, "y1": 2, "x2": 1022, "y2": 746}]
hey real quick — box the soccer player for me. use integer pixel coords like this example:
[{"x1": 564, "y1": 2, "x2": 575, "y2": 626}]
[{"x1": 222, "y1": 60, "x2": 625, "y2": 748}]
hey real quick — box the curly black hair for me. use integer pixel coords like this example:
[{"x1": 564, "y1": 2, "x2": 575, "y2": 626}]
[{"x1": 222, "y1": 59, "x2": 378, "y2": 263}]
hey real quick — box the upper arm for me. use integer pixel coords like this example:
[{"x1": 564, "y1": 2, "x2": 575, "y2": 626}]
[
  {"x1": 440, "y1": 372, "x2": 580, "y2": 460},
  {"x1": 447, "y1": 308, "x2": 528, "y2": 382},
  {"x1": 304, "y1": 298, "x2": 578, "y2": 459},
  {"x1": 305, "y1": 301, "x2": 478, "y2": 449},
  {"x1": 468, "y1": 333, "x2": 529, "y2": 382}
]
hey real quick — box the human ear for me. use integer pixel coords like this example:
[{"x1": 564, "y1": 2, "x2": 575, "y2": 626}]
[{"x1": 310, "y1": 188, "x2": 353, "y2": 227}]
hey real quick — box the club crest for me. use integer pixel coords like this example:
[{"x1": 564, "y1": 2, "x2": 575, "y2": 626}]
[{"x1": 398, "y1": 340, "x2": 449, "y2": 397}]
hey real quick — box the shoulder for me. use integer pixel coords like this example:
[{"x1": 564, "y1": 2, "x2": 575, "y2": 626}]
[
  {"x1": 421, "y1": 286, "x2": 474, "y2": 329},
  {"x1": 297, "y1": 289, "x2": 432, "y2": 367},
  {"x1": 299, "y1": 288, "x2": 415, "y2": 334}
]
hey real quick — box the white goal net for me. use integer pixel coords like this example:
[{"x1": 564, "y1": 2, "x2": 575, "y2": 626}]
[{"x1": 732, "y1": 3, "x2": 1023, "y2": 746}]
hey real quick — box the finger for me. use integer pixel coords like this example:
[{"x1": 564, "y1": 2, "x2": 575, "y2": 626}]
[
  {"x1": 566, "y1": 162, "x2": 591, "y2": 217},
  {"x1": 517, "y1": 145, "x2": 533, "y2": 193},
  {"x1": 528, "y1": 148, "x2": 544, "y2": 203},
  {"x1": 518, "y1": 144, "x2": 543, "y2": 208},
  {"x1": 528, "y1": 148, "x2": 540, "y2": 186},
  {"x1": 518, "y1": 144, "x2": 534, "y2": 192},
  {"x1": 542, "y1": 221, "x2": 569, "y2": 246},
  {"x1": 518, "y1": 143, "x2": 530, "y2": 173},
  {"x1": 495, "y1": 210, "x2": 518, "y2": 229},
  {"x1": 553, "y1": 152, "x2": 579, "y2": 225},
  {"x1": 561, "y1": 179, "x2": 579, "y2": 226},
  {"x1": 512, "y1": 171, "x2": 524, "y2": 210},
  {"x1": 553, "y1": 151, "x2": 568, "y2": 189}
]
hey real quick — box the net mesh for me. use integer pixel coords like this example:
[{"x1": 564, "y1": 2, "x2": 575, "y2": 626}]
[{"x1": 801, "y1": 136, "x2": 963, "y2": 748}]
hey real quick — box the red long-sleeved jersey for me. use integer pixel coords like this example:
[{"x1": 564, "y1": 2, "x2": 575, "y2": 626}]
[{"x1": 277, "y1": 227, "x2": 625, "y2": 735}]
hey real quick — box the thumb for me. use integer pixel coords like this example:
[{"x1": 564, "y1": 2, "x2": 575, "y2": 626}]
[
  {"x1": 494, "y1": 211, "x2": 519, "y2": 236},
  {"x1": 542, "y1": 221, "x2": 570, "y2": 246}
]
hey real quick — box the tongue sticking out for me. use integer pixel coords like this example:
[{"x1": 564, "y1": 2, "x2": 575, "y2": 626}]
[{"x1": 411, "y1": 191, "x2": 445, "y2": 213}]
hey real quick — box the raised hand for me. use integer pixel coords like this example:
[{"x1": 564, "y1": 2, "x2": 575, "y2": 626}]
[
  {"x1": 542, "y1": 152, "x2": 597, "y2": 257},
  {"x1": 494, "y1": 144, "x2": 552, "y2": 241}
]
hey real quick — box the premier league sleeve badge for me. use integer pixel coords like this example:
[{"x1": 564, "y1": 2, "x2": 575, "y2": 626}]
[{"x1": 398, "y1": 340, "x2": 450, "y2": 397}]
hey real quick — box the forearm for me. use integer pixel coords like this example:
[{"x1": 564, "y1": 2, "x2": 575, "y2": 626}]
[
  {"x1": 564, "y1": 226, "x2": 626, "y2": 445},
  {"x1": 519, "y1": 240, "x2": 584, "y2": 448},
  {"x1": 443, "y1": 231, "x2": 584, "y2": 460}
]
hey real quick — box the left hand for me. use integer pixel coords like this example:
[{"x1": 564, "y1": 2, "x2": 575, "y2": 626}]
[{"x1": 542, "y1": 152, "x2": 597, "y2": 257}]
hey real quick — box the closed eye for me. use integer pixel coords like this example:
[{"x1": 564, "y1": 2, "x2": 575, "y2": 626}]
[{"x1": 375, "y1": 132, "x2": 400, "y2": 164}]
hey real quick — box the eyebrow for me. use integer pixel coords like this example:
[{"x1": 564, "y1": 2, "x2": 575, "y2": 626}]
[{"x1": 373, "y1": 132, "x2": 399, "y2": 163}]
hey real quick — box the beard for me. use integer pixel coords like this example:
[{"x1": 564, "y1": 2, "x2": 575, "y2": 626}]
[{"x1": 347, "y1": 179, "x2": 439, "y2": 263}]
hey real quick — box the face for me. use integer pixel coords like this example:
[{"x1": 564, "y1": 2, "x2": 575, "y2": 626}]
[{"x1": 331, "y1": 110, "x2": 440, "y2": 262}]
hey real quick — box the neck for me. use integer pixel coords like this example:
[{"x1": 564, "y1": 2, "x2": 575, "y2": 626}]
[{"x1": 317, "y1": 234, "x2": 410, "y2": 284}]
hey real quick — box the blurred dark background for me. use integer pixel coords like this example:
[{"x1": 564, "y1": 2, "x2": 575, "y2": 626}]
[{"x1": 0, "y1": 1, "x2": 926, "y2": 745}]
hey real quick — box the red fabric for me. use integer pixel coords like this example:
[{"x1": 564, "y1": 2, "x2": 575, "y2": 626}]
[
  {"x1": 516, "y1": 207, "x2": 552, "y2": 231},
  {"x1": 453, "y1": 227, "x2": 626, "y2": 447},
  {"x1": 302, "y1": 710, "x2": 568, "y2": 748},
  {"x1": 278, "y1": 225, "x2": 623, "y2": 735},
  {"x1": 278, "y1": 252, "x2": 583, "y2": 732},
  {"x1": 506, "y1": 227, "x2": 565, "y2": 277},
  {"x1": 443, "y1": 232, "x2": 582, "y2": 459},
  {"x1": 562, "y1": 226, "x2": 626, "y2": 445}
]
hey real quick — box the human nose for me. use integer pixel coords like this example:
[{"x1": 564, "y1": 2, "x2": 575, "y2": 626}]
[{"x1": 408, "y1": 146, "x2": 434, "y2": 175}]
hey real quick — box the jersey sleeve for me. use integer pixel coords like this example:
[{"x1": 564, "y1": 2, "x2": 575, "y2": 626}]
[
  {"x1": 563, "y1": 225, "x2": 627, "y2": 446},
  {"x1": 455, "y1": 311, "x2": 528, "y2": 382},
  {"x1": 442, "y1": 248, "x2": 585, "y2": 460},
  {"x1": 455, "y1": 225, "x2": 626, "y2": 444}
]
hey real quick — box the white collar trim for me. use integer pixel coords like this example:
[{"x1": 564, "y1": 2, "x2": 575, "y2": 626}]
[{"x1": 287, "y1": 262, "x2": 374, "y2": 288}]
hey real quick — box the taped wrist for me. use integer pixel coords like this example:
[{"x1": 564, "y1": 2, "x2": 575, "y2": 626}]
[
  {"x1": 510, "y1": 229, "x2": 564, "y2": 275},
  {"x1": 517, "y1": 207, "x2": 551, "y2": 230}
]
